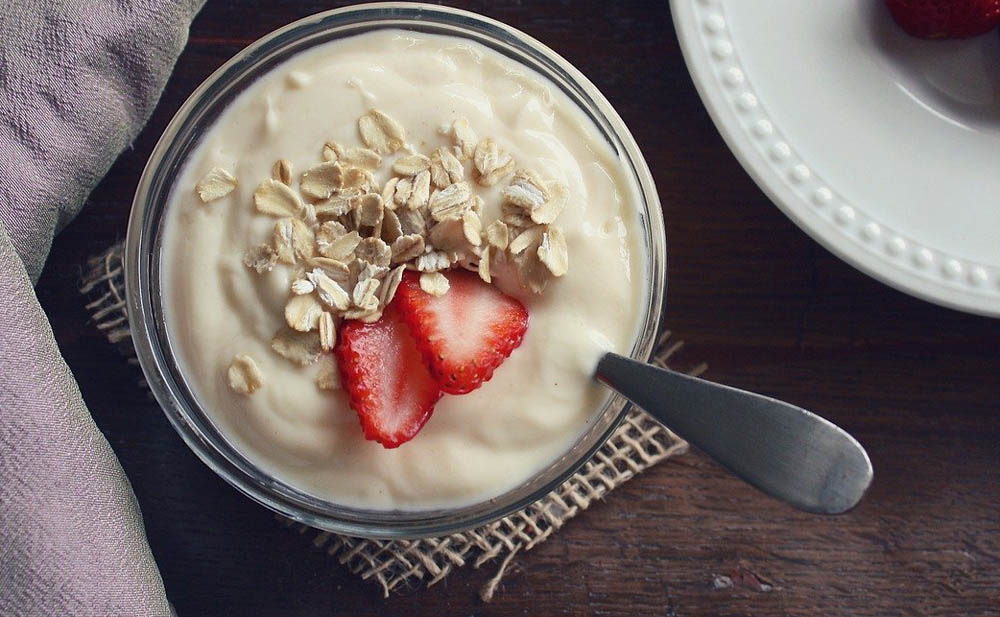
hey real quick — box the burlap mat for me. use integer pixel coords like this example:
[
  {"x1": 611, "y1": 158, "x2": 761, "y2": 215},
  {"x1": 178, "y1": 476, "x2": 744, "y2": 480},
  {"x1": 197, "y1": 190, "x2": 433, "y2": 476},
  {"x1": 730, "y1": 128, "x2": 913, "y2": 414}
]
[{"x1": 80, "y1": 242, "x2": 704, "y2": 600}]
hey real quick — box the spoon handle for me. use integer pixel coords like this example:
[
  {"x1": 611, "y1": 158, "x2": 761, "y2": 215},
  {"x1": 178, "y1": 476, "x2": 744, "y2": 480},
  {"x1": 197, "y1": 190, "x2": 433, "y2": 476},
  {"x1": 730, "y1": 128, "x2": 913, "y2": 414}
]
[{"x1": 595, "y1": 352, "x2": 872, "y2": 514}]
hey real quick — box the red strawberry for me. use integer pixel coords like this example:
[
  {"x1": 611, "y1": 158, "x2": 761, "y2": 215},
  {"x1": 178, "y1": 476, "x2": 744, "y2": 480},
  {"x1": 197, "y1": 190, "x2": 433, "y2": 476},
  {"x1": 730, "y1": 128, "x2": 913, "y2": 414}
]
[
  {"x1": 885, "y1": 0, "x2": 1000, "y2": 39},
  {"x1": 334, "y1": 306, "x2": 442, "y2": 448},
  {"x1": 395, "y1": 270, "x2": 529, "y2": 395}
]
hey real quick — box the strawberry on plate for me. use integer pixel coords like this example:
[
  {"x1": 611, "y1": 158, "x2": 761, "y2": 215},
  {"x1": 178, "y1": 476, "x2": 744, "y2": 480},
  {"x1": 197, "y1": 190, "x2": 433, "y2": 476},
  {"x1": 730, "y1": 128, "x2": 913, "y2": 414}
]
[
  {"x1": 395, "y1": 270, "x2": 529, "y2": 395},
  {"x1": 334, "y1": 306, "x2": 442, "y2": 448},
  {"x1": 885, "y1": 0, "x2": 1000, "y2": 39}
]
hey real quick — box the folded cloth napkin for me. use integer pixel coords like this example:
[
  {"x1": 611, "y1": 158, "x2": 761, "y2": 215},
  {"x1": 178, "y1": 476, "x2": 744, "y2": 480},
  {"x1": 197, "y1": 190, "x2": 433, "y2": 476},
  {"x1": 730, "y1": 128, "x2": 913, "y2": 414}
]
[{"x1": 0, "y1": 1, "x2": 203, "y2": 615}]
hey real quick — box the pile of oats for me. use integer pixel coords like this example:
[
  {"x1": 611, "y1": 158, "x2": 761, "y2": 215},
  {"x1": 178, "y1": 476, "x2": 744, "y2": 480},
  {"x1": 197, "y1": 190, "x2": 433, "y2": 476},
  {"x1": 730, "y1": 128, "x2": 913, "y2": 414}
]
[{"x1": 199, "y1": 110, "x2": 570, "y2": 393}]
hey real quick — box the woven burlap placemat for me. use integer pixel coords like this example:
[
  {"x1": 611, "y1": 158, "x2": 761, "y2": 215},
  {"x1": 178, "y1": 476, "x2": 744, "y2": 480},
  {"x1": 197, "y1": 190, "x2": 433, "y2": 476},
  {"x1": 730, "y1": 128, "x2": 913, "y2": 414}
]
[{"x1": 80, "y1": 242, "x2": 704, "y2": 600}]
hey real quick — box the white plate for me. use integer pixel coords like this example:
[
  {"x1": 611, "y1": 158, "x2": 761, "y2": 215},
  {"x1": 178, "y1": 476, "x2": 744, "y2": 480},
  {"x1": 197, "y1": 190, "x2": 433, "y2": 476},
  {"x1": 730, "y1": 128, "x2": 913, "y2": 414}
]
[{"x1": 671, "y1": 0, "x2": 1000, "y2": 316}]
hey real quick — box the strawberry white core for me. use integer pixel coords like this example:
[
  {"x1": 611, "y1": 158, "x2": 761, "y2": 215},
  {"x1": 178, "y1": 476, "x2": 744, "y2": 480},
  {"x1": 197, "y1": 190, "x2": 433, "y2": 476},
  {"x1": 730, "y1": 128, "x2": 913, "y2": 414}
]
[{"x1": 425, "y1": 275, "x2": 503, "y2": 360}]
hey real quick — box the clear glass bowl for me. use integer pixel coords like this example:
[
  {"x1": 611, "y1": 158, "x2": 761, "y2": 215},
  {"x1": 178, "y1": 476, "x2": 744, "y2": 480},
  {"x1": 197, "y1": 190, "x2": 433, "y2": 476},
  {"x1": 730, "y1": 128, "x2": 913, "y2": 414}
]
[{"x1": 125, "y1": 2, "x2": 666, "y2": 539}]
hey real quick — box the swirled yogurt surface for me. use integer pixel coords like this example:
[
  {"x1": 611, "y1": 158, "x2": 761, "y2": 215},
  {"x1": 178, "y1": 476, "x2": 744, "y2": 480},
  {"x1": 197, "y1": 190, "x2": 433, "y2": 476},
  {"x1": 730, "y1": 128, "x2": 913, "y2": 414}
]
[{"x1": 162, "y1": 29, "x2": 645, "y2": 509}]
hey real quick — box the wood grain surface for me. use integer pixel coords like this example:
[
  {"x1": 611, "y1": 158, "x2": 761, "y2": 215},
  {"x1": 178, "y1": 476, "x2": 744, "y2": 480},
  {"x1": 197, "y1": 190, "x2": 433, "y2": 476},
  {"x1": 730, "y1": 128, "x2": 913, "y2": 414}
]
[{"x1": 33, "y1": 1, "x2": 1000, "y2": 615}]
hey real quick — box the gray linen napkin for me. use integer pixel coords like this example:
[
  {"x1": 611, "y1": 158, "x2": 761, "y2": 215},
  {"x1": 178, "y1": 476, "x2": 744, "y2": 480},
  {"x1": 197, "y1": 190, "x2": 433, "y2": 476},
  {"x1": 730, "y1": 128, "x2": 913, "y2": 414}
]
[{"x1": 0, "y1": 1, "x2": 204, "y2": 615}]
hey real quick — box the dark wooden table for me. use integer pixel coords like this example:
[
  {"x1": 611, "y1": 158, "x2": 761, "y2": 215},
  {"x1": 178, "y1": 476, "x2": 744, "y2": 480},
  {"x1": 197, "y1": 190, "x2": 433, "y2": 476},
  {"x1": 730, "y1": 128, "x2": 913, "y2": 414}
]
[{"x1": 34, "y1": 1, "x2": 1000, "y2": 615}]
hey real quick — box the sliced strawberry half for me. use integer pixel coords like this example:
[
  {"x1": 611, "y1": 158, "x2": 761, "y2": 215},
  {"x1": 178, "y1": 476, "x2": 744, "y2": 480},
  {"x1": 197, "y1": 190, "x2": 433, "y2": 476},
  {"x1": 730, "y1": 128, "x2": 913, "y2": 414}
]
[
  {"x1": 334, "y1": 306, "x2": 442, "y2": 448},
  {"x1": 395, "y1": 269, "x2": 529, "y2": 395}
]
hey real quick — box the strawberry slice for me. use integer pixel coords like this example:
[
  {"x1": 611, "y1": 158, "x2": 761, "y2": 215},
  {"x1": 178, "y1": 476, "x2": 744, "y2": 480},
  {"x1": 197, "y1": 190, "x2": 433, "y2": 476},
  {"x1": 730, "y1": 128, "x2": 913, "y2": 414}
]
[
  {"x1": 395, "y1": 270, "x2": 529, "y2": 395},
  {"x1": 885, "y1": 0, "x2": 1000, "y2": 39},
  {"x1": 334, "y1": 306, "x2": 442, "y2": 448}
]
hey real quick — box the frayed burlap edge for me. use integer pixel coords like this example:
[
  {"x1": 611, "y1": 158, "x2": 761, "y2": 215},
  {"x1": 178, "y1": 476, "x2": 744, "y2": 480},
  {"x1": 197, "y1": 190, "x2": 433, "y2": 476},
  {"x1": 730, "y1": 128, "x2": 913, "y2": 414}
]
[{"x1": 82, "y1": 242, "x2": 704, "y2": 601}]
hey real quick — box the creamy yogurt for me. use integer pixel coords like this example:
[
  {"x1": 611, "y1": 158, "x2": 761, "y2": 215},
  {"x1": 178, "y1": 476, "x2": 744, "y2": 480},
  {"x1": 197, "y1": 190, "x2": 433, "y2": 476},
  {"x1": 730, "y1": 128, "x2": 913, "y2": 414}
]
[{"x1": 162, "y1": 29, "x2": 645, "y2": 510}]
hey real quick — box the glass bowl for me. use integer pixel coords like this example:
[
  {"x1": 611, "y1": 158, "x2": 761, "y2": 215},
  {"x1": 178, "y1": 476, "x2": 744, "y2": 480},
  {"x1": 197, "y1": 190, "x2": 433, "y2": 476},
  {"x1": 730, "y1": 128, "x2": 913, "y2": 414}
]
[{"x1": 125, "y1": 2, "x2": 666, "y2": 539}]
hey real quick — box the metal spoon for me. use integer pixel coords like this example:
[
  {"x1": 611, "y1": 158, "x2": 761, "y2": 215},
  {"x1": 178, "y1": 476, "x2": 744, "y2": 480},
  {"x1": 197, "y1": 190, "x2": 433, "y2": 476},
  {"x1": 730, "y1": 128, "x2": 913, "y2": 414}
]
[{"x1": 595, "y1": 352, "x2": 872, "y2": 514}]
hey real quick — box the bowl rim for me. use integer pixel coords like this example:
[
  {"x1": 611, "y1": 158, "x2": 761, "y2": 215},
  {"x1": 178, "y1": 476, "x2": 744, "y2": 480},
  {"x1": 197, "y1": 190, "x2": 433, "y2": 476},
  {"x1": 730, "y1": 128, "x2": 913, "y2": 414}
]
[{"x1": 125, "y1": 1, "x2": 667, "y2": 539}]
